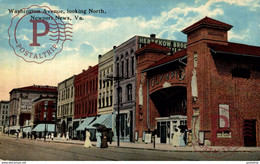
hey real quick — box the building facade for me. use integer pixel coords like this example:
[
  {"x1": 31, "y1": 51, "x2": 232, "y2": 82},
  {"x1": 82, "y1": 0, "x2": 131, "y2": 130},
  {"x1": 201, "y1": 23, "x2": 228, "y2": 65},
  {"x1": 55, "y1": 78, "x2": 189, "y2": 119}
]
[
  {"x1": 98, "y1": 50, "x2": 114, "y2": 115},
  {"x1": 114, "y1": 35, "x2": 187, "y2": 142},
  {"x1": 9, "y1": 85, "x2": 57, "y2": 133},
  {"x1": 0, "y1": 101, "x2": 9, "y2": 133},
  {"x1": 57, "y1": 76, "x2": 75, "y2": 139},
  {"x1": 135, "y1": 17, "x2": 260, "y2": 147},
  {"x1": 74, "y1": 65, "x2": 98, "y2": 139},
  {"x1": 32, "y1": 96, "x2": 57, "y2": 138}
]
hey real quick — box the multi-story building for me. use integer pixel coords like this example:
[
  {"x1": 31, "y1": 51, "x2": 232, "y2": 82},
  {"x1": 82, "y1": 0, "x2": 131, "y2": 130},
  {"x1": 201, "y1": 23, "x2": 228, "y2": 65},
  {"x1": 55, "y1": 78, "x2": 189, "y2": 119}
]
[
  {"x1": 9, "y1": 85, "x2": 57, "y2": 134},
  {"x1": 0, "y1": 101, "x2": 9, "y2": 133},
  {"x1": 57, "y1": 76, "x2": 75, "y2": 139},
  {"x1": 73, "y1": 65, "x2": 98, "y2": 139},
  {"x1": 97, "y1": 50, "x2": 115, "y2": 134},
  {"x1": 135, "y1": 17, "x2": 260, "y2": 147},
  {"x1": 113, "y1": 35, "x2": 187, "y2": 142},
  {"x1": 32, "y1": 96, "x2": 57, "y2": 137}
]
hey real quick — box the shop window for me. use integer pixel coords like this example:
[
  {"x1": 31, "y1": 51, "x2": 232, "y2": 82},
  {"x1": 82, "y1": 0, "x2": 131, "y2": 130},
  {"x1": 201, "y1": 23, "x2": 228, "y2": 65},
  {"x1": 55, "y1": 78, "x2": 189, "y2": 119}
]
[{"x1": 232, "y1": 68, "x2": 250, "y2": 78}]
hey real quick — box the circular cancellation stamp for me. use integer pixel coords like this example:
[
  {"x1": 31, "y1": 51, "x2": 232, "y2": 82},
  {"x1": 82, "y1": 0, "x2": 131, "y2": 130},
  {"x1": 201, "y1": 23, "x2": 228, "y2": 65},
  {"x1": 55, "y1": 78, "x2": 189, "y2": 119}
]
[
  {"x1": 8, "y1": 5, "x2": 73, "y2": 64},
  {"x1": 192, "y1": 104, "x2": 244, "y2": 159}
]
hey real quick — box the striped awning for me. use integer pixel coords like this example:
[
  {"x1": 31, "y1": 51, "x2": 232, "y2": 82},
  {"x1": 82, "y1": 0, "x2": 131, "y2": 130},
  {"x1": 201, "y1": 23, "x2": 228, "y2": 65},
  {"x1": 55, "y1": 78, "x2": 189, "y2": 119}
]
[
  {"x1": 76, "y1": 116, "x2": 95, "y2": 131},
  {"x1": 32, "y1": 124, "x2": 55, "y2": 132}
]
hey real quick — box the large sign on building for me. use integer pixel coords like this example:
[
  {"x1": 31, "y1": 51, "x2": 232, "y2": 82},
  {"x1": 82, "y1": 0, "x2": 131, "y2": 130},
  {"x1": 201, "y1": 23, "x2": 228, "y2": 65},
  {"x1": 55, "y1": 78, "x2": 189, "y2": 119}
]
[
  {"x1": 138, "y1": 36, "x2": 187, "y2": 53},
  {"x1": 20, "y1": 98, "x2": 32, "y2": 112}
]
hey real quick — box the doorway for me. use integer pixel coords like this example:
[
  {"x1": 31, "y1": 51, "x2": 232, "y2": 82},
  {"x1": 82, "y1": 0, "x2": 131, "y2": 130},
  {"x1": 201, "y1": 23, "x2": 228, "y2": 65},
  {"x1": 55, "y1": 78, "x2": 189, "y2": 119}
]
[{"x1": 243, "y1": 119, "x2": 256, "y2": 147}]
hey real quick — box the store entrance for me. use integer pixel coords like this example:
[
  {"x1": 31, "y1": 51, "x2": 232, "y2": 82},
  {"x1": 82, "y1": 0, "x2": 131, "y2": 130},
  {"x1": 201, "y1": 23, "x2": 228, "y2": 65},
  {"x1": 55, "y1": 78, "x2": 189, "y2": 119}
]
[{"x1": 152, "y1": 86, "x2": 187, "y2": 145}]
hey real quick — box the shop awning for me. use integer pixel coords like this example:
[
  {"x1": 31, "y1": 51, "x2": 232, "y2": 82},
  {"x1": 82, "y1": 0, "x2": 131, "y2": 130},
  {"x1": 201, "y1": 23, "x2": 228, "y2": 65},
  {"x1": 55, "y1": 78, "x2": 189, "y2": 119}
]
[
  {"x1": 76, "y1": 116, "x2": 95, "y2": 131},
  {"x1": 86, "y1": 114, "x2": 112, "y2": 129},
  {"x1": 22, "y1": 127, "x2": 32, "y2": 133},
  {"x1": 32, "y1": 124, "x2": 55, "y2": 132}
]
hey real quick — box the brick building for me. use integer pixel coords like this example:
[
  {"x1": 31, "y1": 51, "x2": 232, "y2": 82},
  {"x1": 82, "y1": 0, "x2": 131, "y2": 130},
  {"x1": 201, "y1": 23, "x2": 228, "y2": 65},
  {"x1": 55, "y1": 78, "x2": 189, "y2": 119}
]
[
  {"x1": 73, "y1": 65, "x2": 98, "y2": 139},
  {"x1": 114, "y1": 35, "x2": 186, "y2": 142},
  {"x1": 135, "y1": 17, "x2": 260, "y2": 147},
  {"x1": 31, "y1": 96, "x2": 57, "y2": 138},
  {"x1": 9, "y1": 85, "x2": 57, "y2": 134}
]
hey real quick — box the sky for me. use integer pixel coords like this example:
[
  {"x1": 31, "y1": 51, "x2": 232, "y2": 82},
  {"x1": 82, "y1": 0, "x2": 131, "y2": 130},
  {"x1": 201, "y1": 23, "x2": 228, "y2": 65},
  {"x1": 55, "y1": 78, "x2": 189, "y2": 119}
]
[{"x1": 0, "y1": 0, "x2": 259, "y2": 100}]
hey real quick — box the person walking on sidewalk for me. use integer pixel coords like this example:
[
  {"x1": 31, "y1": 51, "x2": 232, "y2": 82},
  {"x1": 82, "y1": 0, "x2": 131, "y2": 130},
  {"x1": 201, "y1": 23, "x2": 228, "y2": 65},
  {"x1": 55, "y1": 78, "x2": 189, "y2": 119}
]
[
  {"x1": 84, "y1": 129, "x2": 92, "y2": 148},
  {"x1": 107, "y1": 129, "x2": 114, "y2": 144},
  {"x1": 96, "y1": 131, "x2": 102, "y2": 148},
  {"x1": 101, "y1": 131, "x2": 108, "y2": 148}
]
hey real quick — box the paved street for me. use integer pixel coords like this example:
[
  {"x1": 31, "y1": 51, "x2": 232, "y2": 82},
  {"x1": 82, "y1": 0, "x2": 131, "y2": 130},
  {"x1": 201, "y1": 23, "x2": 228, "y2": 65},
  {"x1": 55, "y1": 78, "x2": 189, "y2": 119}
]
[{"x1": 0, "y1": 135, "x2": 259, "y2": 161}]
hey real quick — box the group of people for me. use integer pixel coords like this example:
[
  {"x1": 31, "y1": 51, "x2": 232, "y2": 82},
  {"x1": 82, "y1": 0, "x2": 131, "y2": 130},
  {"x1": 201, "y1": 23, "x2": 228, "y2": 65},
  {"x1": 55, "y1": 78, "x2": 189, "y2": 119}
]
[
  {"x1": 172, "y1": 128, "x2": 185, "y2": 147},
  {"x1": 84, "y1": 128, "x2": 114, "y2": 148}
]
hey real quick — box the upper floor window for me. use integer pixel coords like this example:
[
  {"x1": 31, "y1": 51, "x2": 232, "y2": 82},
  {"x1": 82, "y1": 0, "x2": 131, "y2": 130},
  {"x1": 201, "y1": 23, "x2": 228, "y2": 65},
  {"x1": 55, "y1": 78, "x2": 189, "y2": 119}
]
[
  {"x1": 232, "y1": 68, "x2": 250, "y2": 79},
  {"x1": 131, "y1": 56, "x2": 134, "y2": 76},
  {"x1": 126, "y1": 84, "x2": 132, "y2": 101}
]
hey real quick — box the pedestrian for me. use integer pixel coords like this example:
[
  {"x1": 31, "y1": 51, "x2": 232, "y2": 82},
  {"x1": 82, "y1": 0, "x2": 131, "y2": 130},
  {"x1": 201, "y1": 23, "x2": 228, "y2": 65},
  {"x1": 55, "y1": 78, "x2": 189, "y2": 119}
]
[
  {"x1": 96, "y1": 130, "x2": 102, "y2": 148},
  {"x1": 101, "y1": 131, "x2": 108, "y2": 148},
  {"x1": 172, "y1": 128, "x2": 180, "y2": 147},
  {"x1": 84, "y1": 129, "x2": 92, "y2": 148},
  {"x1": 179, "y1": 132, "x2": 185, "y2": 147},
  {"x1": 27, "y1": 132, "x2": 30, "y2": 139},
  {"x1": 107, "y1": 129, "x2": 114, "y2": 144},
  {"x1": 51, "y1": 133, "x2": 54, "y2": 141}
]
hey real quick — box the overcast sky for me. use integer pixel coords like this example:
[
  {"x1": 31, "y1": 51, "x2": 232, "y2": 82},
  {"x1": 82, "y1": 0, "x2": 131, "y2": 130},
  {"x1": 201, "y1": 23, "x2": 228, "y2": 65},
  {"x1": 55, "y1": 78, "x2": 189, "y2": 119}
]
[{"x1": 0, "y1": 0, "x2": 259, "y2": 100}]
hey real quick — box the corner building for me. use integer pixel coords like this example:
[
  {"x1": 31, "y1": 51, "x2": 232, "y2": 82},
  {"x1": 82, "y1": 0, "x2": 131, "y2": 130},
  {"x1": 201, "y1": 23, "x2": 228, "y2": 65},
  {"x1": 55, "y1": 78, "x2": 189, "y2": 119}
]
[{"x1": 135, "y1": 17, "x2": 260, "y2": 147}]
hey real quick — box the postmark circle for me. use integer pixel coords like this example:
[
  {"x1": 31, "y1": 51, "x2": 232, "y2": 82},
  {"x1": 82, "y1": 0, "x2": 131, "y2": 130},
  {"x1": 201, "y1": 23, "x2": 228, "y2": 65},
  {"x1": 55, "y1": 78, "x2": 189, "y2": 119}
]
[{"x1": 8, "y1": 5, "x2": 73, "y2": 64}]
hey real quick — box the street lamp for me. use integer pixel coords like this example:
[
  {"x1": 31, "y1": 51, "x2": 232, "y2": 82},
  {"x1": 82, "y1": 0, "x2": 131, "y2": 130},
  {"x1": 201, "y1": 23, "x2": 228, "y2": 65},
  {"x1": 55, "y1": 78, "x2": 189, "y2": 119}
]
[{"x1": 104, "y1": 73, "x2": 125, "y2": 147}]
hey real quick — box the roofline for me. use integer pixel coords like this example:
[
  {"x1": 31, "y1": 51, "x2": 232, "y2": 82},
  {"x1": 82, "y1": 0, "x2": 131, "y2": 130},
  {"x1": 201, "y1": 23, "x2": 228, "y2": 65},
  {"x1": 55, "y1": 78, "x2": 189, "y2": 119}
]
[
  {"x1": 58, "y1": 75, "x2": 75, "y2": 86},
  {"x1": 142, "y1": 55, "x2": 187, "y2": 73},
  {"x1": 209, "y1": 48, "x2": 260, "y2": 58},
  {"x1": 0, "y1": 100, "x2": 10, "y2": 103}
]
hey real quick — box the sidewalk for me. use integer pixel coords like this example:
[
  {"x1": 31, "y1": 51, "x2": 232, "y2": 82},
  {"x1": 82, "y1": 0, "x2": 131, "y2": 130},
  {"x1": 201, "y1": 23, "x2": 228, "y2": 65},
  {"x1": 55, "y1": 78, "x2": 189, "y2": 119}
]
[
  {"x1": 47, "y1": 136, "x2": 260, "y2": 152},
  {"x1": 2, "y1": 133, "x2": 260, "y2": 152}
]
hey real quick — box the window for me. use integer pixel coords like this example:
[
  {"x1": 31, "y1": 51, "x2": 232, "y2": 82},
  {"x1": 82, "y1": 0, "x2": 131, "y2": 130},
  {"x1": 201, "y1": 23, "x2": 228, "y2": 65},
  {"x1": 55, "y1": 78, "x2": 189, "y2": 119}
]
[
  {"x1": 102, "y1": 94, "x2": 105, "y2": 107},
  {"x1": 121, "y1": 61, "x2": 124, "y2": 77},
  {"x1": 126, "y1": 59, "x2": 129, "y2": 77},
  {"x1": 99, "y1": 80, "x2": 102, "y2": 89},
  {"x1": 232, "y1": 68, "x2": 250, "y2": 78},
  {"x1": 194, "y1": 52, "x2": 198, "y2": 68},
  {"x1": 107, "y1": 81, "x2": 109, "y2": 87},
  {"x1": 106, "y1": 91, "x2": 109, "y2": 106},
  {"x1": 99, "y1": 98, "x2": 101, "y2": 108},
  {"x1": 131, "y1": 56, "x2": 134, "y2": 76},
  {"x1": 126, "y1": 84, "x2": 132, "y2": 101},
  {"x1": 103, "y1": 81, "x2": 105, "y2": 88},
  {"x1": 117, "y1": 87, "x2": 122, "y2": 105},
  {"x1": 70, "y1": 102, "x2": 73, "y2": 115},
  {"x1": 52, "y1": 112, "x2": 56, "y2": 121},
  {"x1": 71, "y1": 87, "x2": 73, "y2": 98},
  {"x1": 117, "y1": 63, "x2": 119, "y2": 76}
]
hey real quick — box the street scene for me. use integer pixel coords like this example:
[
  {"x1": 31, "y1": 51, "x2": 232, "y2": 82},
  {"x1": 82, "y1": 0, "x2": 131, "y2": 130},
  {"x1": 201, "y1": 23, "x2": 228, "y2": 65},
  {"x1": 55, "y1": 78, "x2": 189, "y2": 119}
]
[
  {"x1": 0, "y1": 0, "x2": 260, "y2": 162},
  {"x1": 0, "y1": 134, "x2": 260, "y2": 161}
]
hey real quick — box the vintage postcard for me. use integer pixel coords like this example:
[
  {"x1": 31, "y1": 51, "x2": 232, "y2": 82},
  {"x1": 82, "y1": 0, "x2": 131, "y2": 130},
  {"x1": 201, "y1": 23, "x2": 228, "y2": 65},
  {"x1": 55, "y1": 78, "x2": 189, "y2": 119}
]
[{"x1": 0, "y1": 0, "x2": 259, "y2": 162}]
